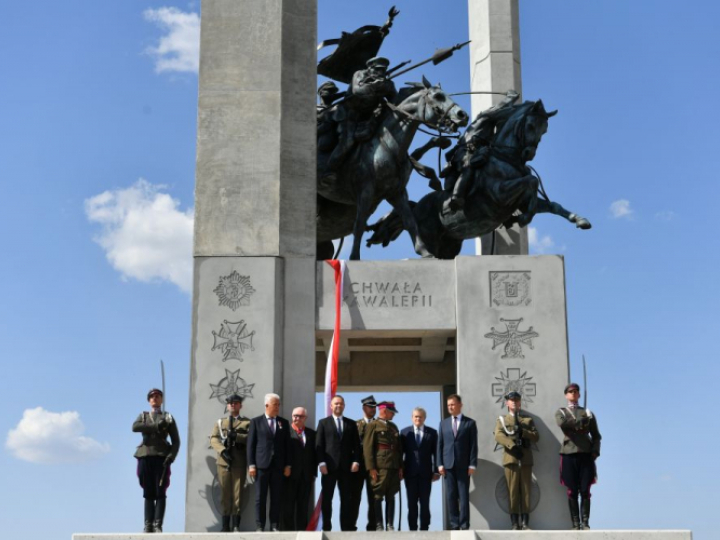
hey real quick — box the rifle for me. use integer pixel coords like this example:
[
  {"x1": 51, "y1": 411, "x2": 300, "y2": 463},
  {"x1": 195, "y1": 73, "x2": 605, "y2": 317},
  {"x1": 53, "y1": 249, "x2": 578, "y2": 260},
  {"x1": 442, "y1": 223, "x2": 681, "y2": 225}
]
[{"x1": 222, "y1": 415, "x2": 236, "y2": 470}]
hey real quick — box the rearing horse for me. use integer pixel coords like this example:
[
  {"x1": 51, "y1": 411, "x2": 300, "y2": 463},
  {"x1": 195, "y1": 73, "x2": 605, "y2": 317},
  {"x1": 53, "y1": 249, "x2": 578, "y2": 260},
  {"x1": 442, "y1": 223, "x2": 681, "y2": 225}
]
[
  {"x1": 366, "y1": 100, "x2": 591, "y2": 258},
  {"x1": 316, "y1": 78, "x2": 468, "y2": 260}
]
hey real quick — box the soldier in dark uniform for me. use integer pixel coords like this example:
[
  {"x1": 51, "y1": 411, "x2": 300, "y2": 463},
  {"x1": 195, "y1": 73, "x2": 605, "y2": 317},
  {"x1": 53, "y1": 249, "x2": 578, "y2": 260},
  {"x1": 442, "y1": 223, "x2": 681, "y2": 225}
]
[
  {"x1": 364, "y1": 401, "x2": 403, "y2": 531},
  {"x1": 132, "y1": 388, "x2": 180, "y2": 533},
  {"x1": 441, "y1": 90, "x2": 520, "y2": 211},
  {"x1": 210, "y1": 394, "x2": 251, "y2": 532},
  {"x1": 321, "y1": 57, "x2": 397, "y2": 185},
  {"x1": 352, "y1": 395, "x2": 378, "y2": 530},
  {"x1": 494, "y1": 391, "x2": 539, "y2": 530},
  {"x1": 555, "y1": 383, "x2": 602, "y2": 530}
]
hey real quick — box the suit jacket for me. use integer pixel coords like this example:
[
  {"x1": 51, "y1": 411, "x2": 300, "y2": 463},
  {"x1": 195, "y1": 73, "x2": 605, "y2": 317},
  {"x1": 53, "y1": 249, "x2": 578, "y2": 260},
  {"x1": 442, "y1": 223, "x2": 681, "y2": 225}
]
[
  {"x1": 437, "y1": 414, "x2": 478, "y2": 471},
  {"x1": 401, "y1": 425, "x2": 438, "y2": 478},
  {"x1": 288, "y1": 427, "x2": 317, "y2": 481},
  {"x1": 494, "y1": 412, "x2": 539, "y2": 466},
  {"x1": 315, "y1": 416, "x2": 361, "y2": 473},
  {"x1": 247, "y1": 414, "x2": 291, "y2": 470}
]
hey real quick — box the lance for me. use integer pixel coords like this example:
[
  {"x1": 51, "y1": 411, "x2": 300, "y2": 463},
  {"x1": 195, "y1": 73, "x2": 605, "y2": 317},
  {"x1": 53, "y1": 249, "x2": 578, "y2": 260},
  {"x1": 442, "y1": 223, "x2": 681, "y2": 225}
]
[{"x1": 389, "y1": 40, "x2": 471, "y2": 80}]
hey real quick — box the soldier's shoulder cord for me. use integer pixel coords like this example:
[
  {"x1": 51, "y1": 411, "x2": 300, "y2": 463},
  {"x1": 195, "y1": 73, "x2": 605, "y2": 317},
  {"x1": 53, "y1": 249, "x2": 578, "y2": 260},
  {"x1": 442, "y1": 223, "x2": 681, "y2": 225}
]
[{"x1": 498, "y1": 415, "x2": 517, "y2": 436}]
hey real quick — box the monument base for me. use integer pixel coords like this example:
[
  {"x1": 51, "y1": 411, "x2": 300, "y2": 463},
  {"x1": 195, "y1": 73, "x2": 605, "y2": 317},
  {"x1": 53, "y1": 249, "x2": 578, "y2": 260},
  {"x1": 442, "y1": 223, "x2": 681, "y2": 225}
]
[{"x1": 73, "y1": 530, "x2": 692, "y2": 539}]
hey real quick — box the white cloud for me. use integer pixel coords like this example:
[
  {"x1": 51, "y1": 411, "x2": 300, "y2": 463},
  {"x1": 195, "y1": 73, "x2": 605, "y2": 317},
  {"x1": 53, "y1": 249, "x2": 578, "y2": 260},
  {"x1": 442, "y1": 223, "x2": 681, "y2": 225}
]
[
  {"x1": 528, "y1": 226, "x2": 554, "y2": 254},
  {"x1": 609, "y1": 199, "x2": 633, "y2": 219},
  {"x1": 6, "y1": 408, "x2": 110, "y2": 464},
  {"x1": 85, "y1": 179, "x2": 194, "y2": 293},
  {"x1": 655, "y1": 210, "x2": 677, "y2": 221},
  {"x1": 144, "y1": 8, "x2": 200, "y2": 74}
]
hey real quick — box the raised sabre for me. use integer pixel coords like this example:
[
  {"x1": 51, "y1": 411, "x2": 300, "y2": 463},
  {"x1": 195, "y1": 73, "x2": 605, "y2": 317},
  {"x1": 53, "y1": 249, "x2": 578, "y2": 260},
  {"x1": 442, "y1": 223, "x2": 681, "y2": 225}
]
[{"x1": 582, "y1": 355, "x2": 587, "y2": 409}]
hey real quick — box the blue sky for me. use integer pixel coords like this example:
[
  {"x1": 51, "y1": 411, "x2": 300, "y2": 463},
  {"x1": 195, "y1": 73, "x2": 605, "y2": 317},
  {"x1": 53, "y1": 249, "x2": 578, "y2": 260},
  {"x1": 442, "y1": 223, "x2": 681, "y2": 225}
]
[{"x1": 1, "y1": 0, "x2": 718, "y2": 538}]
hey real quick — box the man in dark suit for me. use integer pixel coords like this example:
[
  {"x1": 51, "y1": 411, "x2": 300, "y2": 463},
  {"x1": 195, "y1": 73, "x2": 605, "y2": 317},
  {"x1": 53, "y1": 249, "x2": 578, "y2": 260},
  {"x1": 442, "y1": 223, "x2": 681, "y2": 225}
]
[
  {"x1": 315, "y1": 394, "x2": 361, "y2": 531},
  {"x1": 247, "y1": 393, "x2": 292, "y2": 531},
  {"x1": 283, "y1": 406, "x2": 317, "y2": 531},
  {"x1": 437, "y1": 394, "x2": 478, "y2": 530},
  {"x1": 401, "y1": 406, "x2": 439, "y2": 530}
]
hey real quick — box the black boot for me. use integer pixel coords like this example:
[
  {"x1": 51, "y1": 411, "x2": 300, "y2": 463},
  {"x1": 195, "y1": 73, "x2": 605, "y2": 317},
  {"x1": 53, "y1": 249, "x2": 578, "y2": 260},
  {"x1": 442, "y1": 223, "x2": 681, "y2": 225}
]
[
  {"x1": 153, "y1": 498, "x2": 166, "y2": 533},
  {"x1": 385, "y1": 497, "x2": 395, "y2": 531},
  {"x1": 581, "y1": 497, "x2": 591, "y2": 529},
  {"x1": 568, "y1": 498, "x2": 581, "y2": 530},
  {"x1": 144, "y1": 499, "x2": 155, "y2": 533},
  {"x1": 374, "y1": 500, "x2": 385, "y2": 531},
  {"x1": 521, "y1": 513, "x2": 530, "y2": 530},
  {"x1": 232, "y1": 514, "x2": 241, "y2": 532},
  {"x1": 510, "y1": 513, "x2": 520, "y2": 530},
  {"x1": 221, "y1": 516, "x2": 231, "y2": 532}
]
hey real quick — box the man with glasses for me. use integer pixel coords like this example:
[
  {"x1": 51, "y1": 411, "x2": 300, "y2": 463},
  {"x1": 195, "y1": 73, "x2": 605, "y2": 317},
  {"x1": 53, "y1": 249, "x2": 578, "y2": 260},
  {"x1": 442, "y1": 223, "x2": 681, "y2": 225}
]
[
  {"x1": 283, "y1": 407, "x2": 317, "y2": 531},
  {"x1": 555, "y1": 383, "x2": 602, "y2": 530}
]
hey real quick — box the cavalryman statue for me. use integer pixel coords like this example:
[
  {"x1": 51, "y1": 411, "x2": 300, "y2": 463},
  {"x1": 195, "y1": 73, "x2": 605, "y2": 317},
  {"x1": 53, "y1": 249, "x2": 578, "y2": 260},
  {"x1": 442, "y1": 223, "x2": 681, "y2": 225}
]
[
  {"x1": 494, "y1": 391, "x2": 539, "y2": 531},
  {"x1": 133, "y1": 388, "x2": 180, "y2": 533},
  {"x1": 364, "y1": 401, "x2": 403, "y2": 531},
  {"x1": 441, "y1": 90, "x2": 520, "y2": 211},
  {"x1": 210, "y1": 394, "x2": 251, "y2": 532},
  {"x1": 317, "y1": 81, "x2": 341, "y2": 154},
  {"x1": 320, "y1": 57, "x2": 397, "y2": 187},
  {"x1": 556, "y1": 383, "x2": 602, "y2": 530}
]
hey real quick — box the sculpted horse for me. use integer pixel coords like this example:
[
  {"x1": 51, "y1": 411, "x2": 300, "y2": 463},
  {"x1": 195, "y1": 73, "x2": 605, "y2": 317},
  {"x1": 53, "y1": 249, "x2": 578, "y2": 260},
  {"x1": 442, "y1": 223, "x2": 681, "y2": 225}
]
[
  {"x1": 316, "y1": 78, "x2": 468, "y2": 260},
  {"x1": 366, "y1": 100, "x2": 591, "y2": 258}
]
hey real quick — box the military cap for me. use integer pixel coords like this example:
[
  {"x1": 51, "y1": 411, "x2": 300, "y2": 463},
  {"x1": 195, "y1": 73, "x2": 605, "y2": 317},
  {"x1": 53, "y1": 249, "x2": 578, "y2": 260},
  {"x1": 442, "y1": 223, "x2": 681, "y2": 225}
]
[
  {"x1": 225, "y1": 394, "x2": 244, "y2": 404},
  {"x1": 361, "y1": 395, "x2": 377, "y2": 407},
  {"x1": 564, "y1": 383, "x2": 580, "y2": 394},
  {"x1": 317, "y1": 81, "x2": 339, "y2": 96},
  {"x1": 505, "y1": 391, "x2": 522, "y2": 400},
  {"x1": 147, "y1": 388, "x2": 163, "y2": 400},
  {"x1": 366, "y1": 56, "x2": 390, "y2": 69},
  {"x1": 378, "y1": 401, "x2": 398, "y2": 413}
]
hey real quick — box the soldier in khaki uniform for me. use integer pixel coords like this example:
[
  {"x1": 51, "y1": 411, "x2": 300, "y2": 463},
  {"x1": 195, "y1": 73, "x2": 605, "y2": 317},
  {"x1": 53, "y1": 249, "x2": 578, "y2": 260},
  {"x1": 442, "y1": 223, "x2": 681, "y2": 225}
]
[
  {"x1": 555, "y1": 383, "x2": 602, "y2": 530},
  {"x1": 210, "y1": 394, "x2": 251, "y2": 532},
  {"x1": 352, "y1": 395, "x2": 378, "y2": 530},
  {"x1": 133, "y1": 388, "x2": 180, "y2": 533},
  {"x1": 364, "y1": 401, "x2": 403, "y2": 531},
  {"x1": 494, "y1": 391, "x2": 539, "y2": 531}
]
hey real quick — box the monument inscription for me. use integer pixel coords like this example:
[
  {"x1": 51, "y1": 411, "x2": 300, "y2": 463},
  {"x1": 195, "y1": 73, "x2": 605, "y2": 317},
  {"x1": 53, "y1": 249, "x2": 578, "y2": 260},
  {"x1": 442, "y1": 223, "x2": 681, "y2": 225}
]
[{"x1": 345, "y1": 281, "x2": 433, "y2": 308}]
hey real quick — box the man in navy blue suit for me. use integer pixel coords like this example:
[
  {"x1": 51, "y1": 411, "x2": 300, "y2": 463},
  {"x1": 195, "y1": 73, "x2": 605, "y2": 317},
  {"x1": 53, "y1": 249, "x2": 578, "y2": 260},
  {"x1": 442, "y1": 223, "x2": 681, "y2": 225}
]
[
  {"x1": 247, "y1": 393, "x2": 292, "y2": 531},
  {"x1": 437, "y1": 394, "x2": 478, "y2": 530},
  {"x1": 401, "y1": 407, "x2": 439, "y2": 530}
]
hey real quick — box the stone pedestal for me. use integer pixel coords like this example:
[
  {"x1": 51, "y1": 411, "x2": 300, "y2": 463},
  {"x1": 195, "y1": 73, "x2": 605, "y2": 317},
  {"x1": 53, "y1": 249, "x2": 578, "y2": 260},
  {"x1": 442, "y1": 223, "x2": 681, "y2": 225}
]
[{"x1": 186, "y1": 0, "x2": 317, "y2": 531}]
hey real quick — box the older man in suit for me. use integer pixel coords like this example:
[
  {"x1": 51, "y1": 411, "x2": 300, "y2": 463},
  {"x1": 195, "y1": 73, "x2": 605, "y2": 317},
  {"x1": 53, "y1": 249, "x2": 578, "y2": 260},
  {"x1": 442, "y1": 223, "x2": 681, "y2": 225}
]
[
  {"x1": 283, "y1": 406, "x2": 317, "y2": 531},
  {"x1": 437, "y1": 394, "x2": 478, "y2": 530},
  {"x1": 316, "y1": 394, "x2": 361, "y2": 531},
  {"x1": 401, "y1": 407, "x2": 439, "y2": 531},
  {"x1": 247, "y1": 393, "x2": 292, "y2": 532}
]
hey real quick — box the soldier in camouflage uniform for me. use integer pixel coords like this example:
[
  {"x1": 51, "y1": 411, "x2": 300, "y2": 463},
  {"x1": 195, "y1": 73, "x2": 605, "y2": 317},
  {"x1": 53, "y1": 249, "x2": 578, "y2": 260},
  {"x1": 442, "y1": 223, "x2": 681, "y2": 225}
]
[
  {"x1": 364, "y1": 401, "x2": 403, "y2": 531},
  {"x1": 133, "y1": 388, "x2": 180, "y2": 533},
  {"x1": 352, "y1": 395, "x2": 378, "y2": 530},
  {"x1": 494, "y1": 391, "x2": 539, "y2": 531},
  {"x1": 210, "y1": 394, "x2": 251, "y2": 532},
  {"x1": 556, "y1": 383, "x2": 602, "y2": 530}
]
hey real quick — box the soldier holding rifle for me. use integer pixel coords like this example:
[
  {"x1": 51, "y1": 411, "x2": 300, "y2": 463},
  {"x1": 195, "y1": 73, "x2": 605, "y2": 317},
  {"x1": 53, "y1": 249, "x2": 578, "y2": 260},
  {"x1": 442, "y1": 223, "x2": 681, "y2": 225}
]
[{"x1": 210, "y1": 394, "x2": 251, "y2": 532}]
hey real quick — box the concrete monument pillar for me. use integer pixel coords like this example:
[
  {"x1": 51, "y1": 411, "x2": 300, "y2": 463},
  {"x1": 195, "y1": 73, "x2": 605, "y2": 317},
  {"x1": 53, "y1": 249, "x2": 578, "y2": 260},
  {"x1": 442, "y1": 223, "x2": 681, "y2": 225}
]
[
  {"x1": 185, "y1": 0, "x2": 317, "y2": 531},
  {"x1": 455, "y1": 255, "x2": 569, "y2": 529},
  {"x1": 468, "y1": 0, "x2": 528, "y2": 255}
]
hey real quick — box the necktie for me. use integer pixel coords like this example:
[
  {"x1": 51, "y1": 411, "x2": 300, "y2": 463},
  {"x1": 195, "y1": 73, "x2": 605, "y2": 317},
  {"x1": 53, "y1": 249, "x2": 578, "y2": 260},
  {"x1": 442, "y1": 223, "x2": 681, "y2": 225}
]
[
  {"x1": 453, "y1": 416, "x2": 458, "y2": 437},
  {"x1": 336, "y1": 417, "x2": 342, "y2": 436},
  {"x1": 269, "y1": 417, "x2": 276, "y2": 434},
  {"x1": 416, "y1": 430, "x2": 422, "y2": 446}
]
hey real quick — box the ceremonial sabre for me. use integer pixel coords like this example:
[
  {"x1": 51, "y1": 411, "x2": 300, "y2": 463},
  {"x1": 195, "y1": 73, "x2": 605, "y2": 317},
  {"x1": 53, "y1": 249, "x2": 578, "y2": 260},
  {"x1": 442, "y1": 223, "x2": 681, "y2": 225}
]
[
  {"x1": 582, "y1": 355, "x2": 587, "y2": 409},
  {"x1": 160, "y1": 359, "x2": 166, "y2": 413}
]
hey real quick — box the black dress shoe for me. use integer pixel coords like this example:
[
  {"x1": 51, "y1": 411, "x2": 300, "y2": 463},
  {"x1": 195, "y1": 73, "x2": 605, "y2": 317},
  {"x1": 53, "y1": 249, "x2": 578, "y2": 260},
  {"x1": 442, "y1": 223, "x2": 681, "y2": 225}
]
[{"x1": 270, "y1": 523, "x2": 279, "y2": 532}]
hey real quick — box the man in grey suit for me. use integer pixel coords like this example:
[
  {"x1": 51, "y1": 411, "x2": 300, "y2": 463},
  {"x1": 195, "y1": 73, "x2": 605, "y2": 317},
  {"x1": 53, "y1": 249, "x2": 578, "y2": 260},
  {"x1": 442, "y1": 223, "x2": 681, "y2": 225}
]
[{"x1": 437, "y1": 394, "x2": 478, "y2": 530}]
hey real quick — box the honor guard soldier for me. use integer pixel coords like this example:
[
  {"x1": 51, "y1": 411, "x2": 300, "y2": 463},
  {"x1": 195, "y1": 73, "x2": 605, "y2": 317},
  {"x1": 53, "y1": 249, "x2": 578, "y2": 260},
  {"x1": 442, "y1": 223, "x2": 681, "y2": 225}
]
[
  {"x1": 352, "y1": 395, "x2": 378, "y2": 530},
  {"x1": 494, "y1": 391, "x2": 539, "y2": 530},
  {"x1": 210, "y1": 394, "x2": 251, "y2": 532},
  {"x1": 132, "y1": 388, "x2": 180, "y2": 533},
  {"x1": 364, "y1": 401, "x2": 403, "y2": 531},
  {"x1": 556, "y1": 383, "x2": 602, "y2": 530}
]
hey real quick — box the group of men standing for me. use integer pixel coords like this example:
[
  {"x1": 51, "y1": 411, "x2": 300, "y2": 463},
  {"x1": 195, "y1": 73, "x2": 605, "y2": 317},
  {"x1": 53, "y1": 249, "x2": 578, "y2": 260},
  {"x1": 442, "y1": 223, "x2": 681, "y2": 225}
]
[{"x1": 132, "y1": 384, "x2": 601, "y2": 533}]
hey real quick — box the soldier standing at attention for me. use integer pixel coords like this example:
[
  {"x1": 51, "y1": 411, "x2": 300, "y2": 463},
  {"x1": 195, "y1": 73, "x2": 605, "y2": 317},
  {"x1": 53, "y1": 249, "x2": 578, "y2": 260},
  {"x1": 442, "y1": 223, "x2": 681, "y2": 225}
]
[
  {"x1": 364, "y1": 401, "x2": 403, "y2": 531},
  {"x1": 556, "y1": 383, "x2": 602, "y2": 530},
  {"x1": 494, "y1": 391, "x2": 539, "y2": 530},
  {"x1": 352, "y1": 395, "x2": 378, "y2": 530},
  {"x1": 210, "y1": 394, "x2": 251, "y2": 532},
  {"x1": 133, "y1": 388, "x2": 180, "y2": 533}
]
